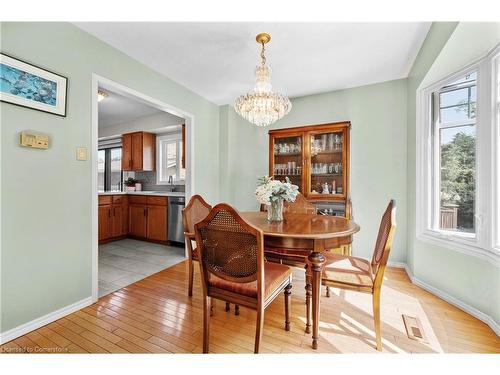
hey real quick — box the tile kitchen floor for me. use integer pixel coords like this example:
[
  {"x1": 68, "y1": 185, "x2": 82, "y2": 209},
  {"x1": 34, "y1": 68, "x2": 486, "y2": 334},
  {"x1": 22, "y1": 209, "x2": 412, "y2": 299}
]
[{"x1": 98, "y1": 238, "x2": 186, "y2": 298}]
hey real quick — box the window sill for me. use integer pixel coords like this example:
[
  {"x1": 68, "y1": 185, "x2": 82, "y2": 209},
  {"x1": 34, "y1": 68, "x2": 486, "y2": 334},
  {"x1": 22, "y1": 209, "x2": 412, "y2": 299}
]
[{"x1": 416, "y1": 231, "x2": 500, "y2": 266}]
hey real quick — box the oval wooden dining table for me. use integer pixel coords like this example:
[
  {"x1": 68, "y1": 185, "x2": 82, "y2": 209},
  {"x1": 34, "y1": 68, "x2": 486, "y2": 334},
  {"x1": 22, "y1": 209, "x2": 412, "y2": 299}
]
[{"x1": 241, "y1": 211, "x2": 360, "y2": 349}]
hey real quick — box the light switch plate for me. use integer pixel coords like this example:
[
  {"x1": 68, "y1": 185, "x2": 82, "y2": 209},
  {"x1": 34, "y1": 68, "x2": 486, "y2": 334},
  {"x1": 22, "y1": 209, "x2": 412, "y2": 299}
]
[
  {"x1": 20, "y1": 131, "x2": 49, "y2": 149},
  {"x1": 76, "y1": 147, "x2": 87, "y2": 161}
]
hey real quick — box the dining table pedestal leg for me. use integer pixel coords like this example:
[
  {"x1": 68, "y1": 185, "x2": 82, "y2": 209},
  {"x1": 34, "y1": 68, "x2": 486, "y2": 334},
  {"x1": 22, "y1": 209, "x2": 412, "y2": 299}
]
[{"x1": 309, "y1": 250, "x2": 325, "y2": 350}]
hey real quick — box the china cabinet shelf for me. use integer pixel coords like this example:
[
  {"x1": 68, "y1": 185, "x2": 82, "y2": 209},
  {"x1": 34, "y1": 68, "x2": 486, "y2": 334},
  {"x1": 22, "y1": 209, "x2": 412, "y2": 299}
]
[
  {"x1": 311, "y1": 174, "x2": 342, "y2": 177},
  {"x1": 274, "y1": 153, "x2": 302, "y2": 157},
  {"x1": 312, "y1": 149, "x2": 343, "y2": 155}
]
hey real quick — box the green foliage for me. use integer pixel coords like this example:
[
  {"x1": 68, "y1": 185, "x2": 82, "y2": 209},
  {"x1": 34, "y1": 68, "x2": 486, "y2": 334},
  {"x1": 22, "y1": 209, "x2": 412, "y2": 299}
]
[
  {"x1": 124, "y1": 177, "x2": 138, "y2": 187},
  {"x1": 440, "y1": 131, "x2": 475, "y2": 230}
]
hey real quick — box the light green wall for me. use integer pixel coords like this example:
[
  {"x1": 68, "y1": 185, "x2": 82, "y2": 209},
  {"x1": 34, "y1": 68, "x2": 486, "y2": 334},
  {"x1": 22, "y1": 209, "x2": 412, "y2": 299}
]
[
  {"x1": 406, "y1": 22, "x2": 500, "y2": 326},
  {"x1": 0, "y1": 22, "x2": 220, "y2": 334},
  {"x1": 219, "y1": 79, "x2": 408, "y2": 263},
  {"x1": 2, "y1": 21, "x2": 499, "y2": 337}
]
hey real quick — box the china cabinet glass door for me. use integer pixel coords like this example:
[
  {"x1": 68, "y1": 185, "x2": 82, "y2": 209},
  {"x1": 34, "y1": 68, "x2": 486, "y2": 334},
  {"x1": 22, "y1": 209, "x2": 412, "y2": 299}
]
[
  {"x1": 271, "y1": 134, "x2": 304, "y2": 192},
  {"x1": 308, "y1": 130, "x2": 346, "y2": 198}
]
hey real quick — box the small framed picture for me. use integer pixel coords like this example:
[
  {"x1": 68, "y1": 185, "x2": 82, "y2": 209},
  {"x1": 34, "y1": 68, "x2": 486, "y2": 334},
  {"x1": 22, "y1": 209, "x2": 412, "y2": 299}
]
[{"x1": 1, "y1": 53, "x2": 67, "y2": 117}]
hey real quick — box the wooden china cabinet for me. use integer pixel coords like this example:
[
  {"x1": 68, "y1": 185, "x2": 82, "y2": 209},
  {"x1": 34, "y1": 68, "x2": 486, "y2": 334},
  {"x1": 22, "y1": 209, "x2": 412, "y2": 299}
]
[{"x1": 269, "y1": 121, "x2": 351, "y2": 217}]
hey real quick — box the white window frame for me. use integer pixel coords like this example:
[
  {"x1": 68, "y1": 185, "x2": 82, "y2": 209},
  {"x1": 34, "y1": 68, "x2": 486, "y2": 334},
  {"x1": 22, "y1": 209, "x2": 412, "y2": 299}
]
[
  {"x1": 492, "y1": 50, "x2": 500, "y2": 252},
  {"x1": 416, "y1": 45, "x2": 500, "y2": 265},
  {"x1": 156, "y1": 133, "x2": 185, "y2": 185}
]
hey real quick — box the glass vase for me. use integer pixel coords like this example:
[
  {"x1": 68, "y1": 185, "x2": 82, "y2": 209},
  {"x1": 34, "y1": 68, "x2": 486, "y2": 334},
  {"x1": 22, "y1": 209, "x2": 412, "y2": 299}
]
[{"x1": 267, "y1": 198, "x2": 284, "y2": 222}]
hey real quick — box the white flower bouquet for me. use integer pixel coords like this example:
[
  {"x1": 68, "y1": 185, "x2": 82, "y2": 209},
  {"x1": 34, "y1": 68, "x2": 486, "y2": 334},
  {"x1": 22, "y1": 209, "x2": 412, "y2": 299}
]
[{"x1": 255, "y1": 176, "x2": 299, "y2": 221}]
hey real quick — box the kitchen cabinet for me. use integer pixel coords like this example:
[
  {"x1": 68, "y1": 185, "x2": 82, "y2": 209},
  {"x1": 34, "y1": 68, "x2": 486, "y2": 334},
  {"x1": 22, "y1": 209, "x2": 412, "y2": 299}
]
[
  {"x1": 128, "y1": 195, "x2": 168, "y2": 243},
  {"x1": 128, "y1": 204, "x2": 147, "y2": 238},
  {"x1": 111, "y1": 195, "x2": 128, "y2": 237},
  {"x1": 98, "y1": 195, "x2": 128, "y2": 243},
  {"x1": 98, "y1": 204, "x2": 112, "y2": 241},
  {"x1": 147, "y1": 205, "x2": 167, "y2": 242},
  {"x1": 122, "y1": 131, "x2": 156, "y2": 171}
]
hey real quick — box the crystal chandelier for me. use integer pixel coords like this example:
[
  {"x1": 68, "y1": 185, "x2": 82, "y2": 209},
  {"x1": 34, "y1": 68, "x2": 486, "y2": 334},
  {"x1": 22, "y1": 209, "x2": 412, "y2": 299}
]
[{"x1": 234, "y1": 33, "x2": 292, "y2": 127}]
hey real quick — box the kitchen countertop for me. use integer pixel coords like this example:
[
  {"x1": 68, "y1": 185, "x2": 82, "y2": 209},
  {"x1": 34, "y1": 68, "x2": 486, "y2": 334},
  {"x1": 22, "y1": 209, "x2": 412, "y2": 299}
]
[{"x1": 98, "y1": 191, "x2": 185, "y2": 197}]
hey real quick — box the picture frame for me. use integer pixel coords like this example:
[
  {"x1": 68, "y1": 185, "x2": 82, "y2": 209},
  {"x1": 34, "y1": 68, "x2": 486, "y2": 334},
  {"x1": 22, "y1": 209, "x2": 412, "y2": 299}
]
[{"x1": 0, "y1": 53, "x2": 67, "y2": 117}]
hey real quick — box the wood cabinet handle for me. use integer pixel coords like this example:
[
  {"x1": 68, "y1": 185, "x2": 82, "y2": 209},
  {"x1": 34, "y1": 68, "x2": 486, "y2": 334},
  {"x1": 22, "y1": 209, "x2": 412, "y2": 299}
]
[
  {"x1": 113, "y1": 207, "x2": 116, "y2": 216},
  {"x1": 108, "y1": 208, "x2": 111, "y2": 218}
]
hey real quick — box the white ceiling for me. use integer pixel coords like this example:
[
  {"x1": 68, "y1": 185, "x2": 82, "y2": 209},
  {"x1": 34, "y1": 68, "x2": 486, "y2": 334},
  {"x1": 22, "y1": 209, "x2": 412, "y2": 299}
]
[
  {"x1": 80, "y1": 23, "x2": 431, "y2": 105},
  {"x1": 98, "y1": 89, "x2": 163, "y2": 127}
]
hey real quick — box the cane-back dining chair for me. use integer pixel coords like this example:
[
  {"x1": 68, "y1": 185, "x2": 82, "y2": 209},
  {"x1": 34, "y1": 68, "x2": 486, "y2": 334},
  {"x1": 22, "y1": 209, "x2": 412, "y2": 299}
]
[
  {"x1": 321, "y1": 199, "x2": 396, "y2": 351},
  {"x1": 183, "y1": 195, "x2": 238, "y2": 314},
  {"x1": 284, "y1": 193, "x2": 317, "y2": 214},
  {"x1": 182, "y1": 194, "x2": 212, "y2": 297},
  {"x1": 194, "y1": 203, "x2": 293, "y2": 353}
]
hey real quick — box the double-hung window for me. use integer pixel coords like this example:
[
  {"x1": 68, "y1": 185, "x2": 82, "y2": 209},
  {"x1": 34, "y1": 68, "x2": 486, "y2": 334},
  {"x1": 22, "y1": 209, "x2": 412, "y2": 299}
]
[
  {"x1": 433, "y1": 71, "x2": 477, "y2": 235},
  {"x1": 156, "y1": 133, "x2": 185, "y2": 184},
  {"x1": 417, "y1": 44, "x2": 500, "y2": 262}
]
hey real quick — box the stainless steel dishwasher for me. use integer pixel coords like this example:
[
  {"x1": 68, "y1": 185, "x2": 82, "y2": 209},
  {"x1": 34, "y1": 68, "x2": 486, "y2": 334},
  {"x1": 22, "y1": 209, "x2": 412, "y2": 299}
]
[{"x1": 168, "y1": 196, "x2": 185, "y2": 243}]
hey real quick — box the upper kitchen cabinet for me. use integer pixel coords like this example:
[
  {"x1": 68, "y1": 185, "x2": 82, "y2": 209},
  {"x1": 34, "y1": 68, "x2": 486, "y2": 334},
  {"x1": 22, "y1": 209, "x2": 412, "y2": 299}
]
[{"x1": 122, "y1": 131, "x2": 156, "y2": 171}]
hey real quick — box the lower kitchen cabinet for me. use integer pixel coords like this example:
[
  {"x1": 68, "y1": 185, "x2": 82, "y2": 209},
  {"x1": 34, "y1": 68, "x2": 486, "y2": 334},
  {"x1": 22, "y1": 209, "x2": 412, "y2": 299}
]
[
  {"x1": 128, "y1": 204, "x2": 147, "y2": 238},
  {"x1": 146, "y1": 205, "x2": 167, "y2": 242},
  {"x1": 98, "y1": 195, "x2": 128, "y2": 243},
  {"x1": 128, "y1": 195, "x2": 168, "y2": 243},
  {"x1": 112, "y1": 204, "x2": 127, "y2": 237},
  {"x1": 98, "y1": 194, "x2": 168, "y2": 244},
  {"x1": 98, "y1": 204, "x2": 112, "y2": 241}
]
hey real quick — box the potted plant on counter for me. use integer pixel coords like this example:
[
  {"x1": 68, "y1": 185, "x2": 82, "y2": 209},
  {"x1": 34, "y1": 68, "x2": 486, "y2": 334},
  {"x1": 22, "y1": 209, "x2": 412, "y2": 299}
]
[
  {"x1": 255, "y1": 176, "x2": 299, "y2": 221},
  {"x1": 124, "y1": 177, "x2": 138, "y2": 192}
]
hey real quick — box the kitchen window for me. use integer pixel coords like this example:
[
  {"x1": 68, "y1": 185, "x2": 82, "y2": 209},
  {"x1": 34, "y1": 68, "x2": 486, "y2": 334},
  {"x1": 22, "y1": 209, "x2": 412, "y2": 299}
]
[
  {"x1": 98, "y1": 147, "x2": 123, "y2": 191},
  {"x1": 417, "y1": 44, "x2": 500, "y2": 263},
  {"x1": 156, "y1": 133, "x2": 185, "y2": 184}
]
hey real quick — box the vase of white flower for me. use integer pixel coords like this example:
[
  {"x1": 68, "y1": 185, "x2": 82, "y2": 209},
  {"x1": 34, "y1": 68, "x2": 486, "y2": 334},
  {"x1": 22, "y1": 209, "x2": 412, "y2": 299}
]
[
  {"x1": 268, "y1": 198, "x2": 284, "y2": 221},
  {"x1": 255, "y1": 176, "x2": 299, "y2": 222}
]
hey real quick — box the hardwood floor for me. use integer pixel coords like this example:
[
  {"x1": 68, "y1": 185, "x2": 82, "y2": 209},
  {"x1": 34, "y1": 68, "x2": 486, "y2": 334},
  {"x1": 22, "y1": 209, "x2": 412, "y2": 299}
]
[{"x1": 1, "y1": 261, "x2": 499, "y2": 353}]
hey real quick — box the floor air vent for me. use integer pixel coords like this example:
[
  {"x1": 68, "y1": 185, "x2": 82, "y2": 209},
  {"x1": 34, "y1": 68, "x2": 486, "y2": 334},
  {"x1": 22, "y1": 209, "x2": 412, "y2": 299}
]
[{"x1": 402, "y1": 314, "x2": 427, "y2": 342}]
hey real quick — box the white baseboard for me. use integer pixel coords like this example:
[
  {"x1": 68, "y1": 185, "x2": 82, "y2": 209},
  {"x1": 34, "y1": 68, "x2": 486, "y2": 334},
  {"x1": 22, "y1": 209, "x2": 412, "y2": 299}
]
[
  {"x1": 387, "y1": 261, "x2": 407, "y2": 269},
  {"x1": 387, "y1": 262, "x2": 500, "y2": 337},
  {"x1": 0, "y1": 296, "x2": 93, "y2": 345}
]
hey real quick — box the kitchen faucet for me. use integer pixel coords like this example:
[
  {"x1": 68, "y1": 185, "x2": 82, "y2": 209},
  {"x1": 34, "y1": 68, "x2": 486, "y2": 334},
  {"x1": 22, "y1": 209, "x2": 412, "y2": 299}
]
[{"x1": 168, "y1": 175, "x2": 174, "y2": 191}]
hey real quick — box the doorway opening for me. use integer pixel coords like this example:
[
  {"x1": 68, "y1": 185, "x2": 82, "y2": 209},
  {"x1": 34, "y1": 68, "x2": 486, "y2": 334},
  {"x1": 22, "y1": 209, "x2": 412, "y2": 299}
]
[{"x1": 91, "y1": 74, "x2": 195, "y2": 302}]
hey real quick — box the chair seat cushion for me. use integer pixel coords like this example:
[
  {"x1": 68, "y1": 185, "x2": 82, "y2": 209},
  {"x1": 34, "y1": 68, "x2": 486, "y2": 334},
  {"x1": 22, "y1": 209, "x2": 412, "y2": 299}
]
[
  {"x1": 322, "y1": 252, "x2": 373, "y2": 288},
  {"x1": 209, "y1": 262, "x2": 292, "y2": 298}
]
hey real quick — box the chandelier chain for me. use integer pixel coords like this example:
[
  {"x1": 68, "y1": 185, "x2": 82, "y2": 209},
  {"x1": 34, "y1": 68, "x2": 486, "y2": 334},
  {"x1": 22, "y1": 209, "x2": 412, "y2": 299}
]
[{"x1": 260, "y1": 42, "x2": 266, "y2": 66}]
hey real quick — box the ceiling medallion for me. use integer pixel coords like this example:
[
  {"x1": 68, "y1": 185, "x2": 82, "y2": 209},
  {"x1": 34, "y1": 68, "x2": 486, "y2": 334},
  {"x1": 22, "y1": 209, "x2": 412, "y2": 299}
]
[{"x1": 234, "y1": 33, "x2": 292, "y2": 127}]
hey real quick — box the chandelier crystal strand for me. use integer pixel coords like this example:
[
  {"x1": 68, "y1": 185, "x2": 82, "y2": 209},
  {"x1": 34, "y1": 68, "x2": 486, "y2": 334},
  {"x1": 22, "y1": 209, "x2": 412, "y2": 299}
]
[{"x1": 234, "y1": 33, "x2": 292, "y2": 127}]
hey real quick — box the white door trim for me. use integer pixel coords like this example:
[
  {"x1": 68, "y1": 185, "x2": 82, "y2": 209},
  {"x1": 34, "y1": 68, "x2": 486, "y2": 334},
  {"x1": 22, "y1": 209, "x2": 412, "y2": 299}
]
[{"x1": 91, "y1": 74, "x2": 195, "y2": 302}]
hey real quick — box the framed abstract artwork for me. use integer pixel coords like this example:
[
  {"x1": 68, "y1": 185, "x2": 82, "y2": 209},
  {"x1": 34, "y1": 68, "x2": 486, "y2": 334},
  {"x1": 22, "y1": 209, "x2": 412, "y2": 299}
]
[{"x1": 0, "y1": 53, "x2": 67, "y2": 117}]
